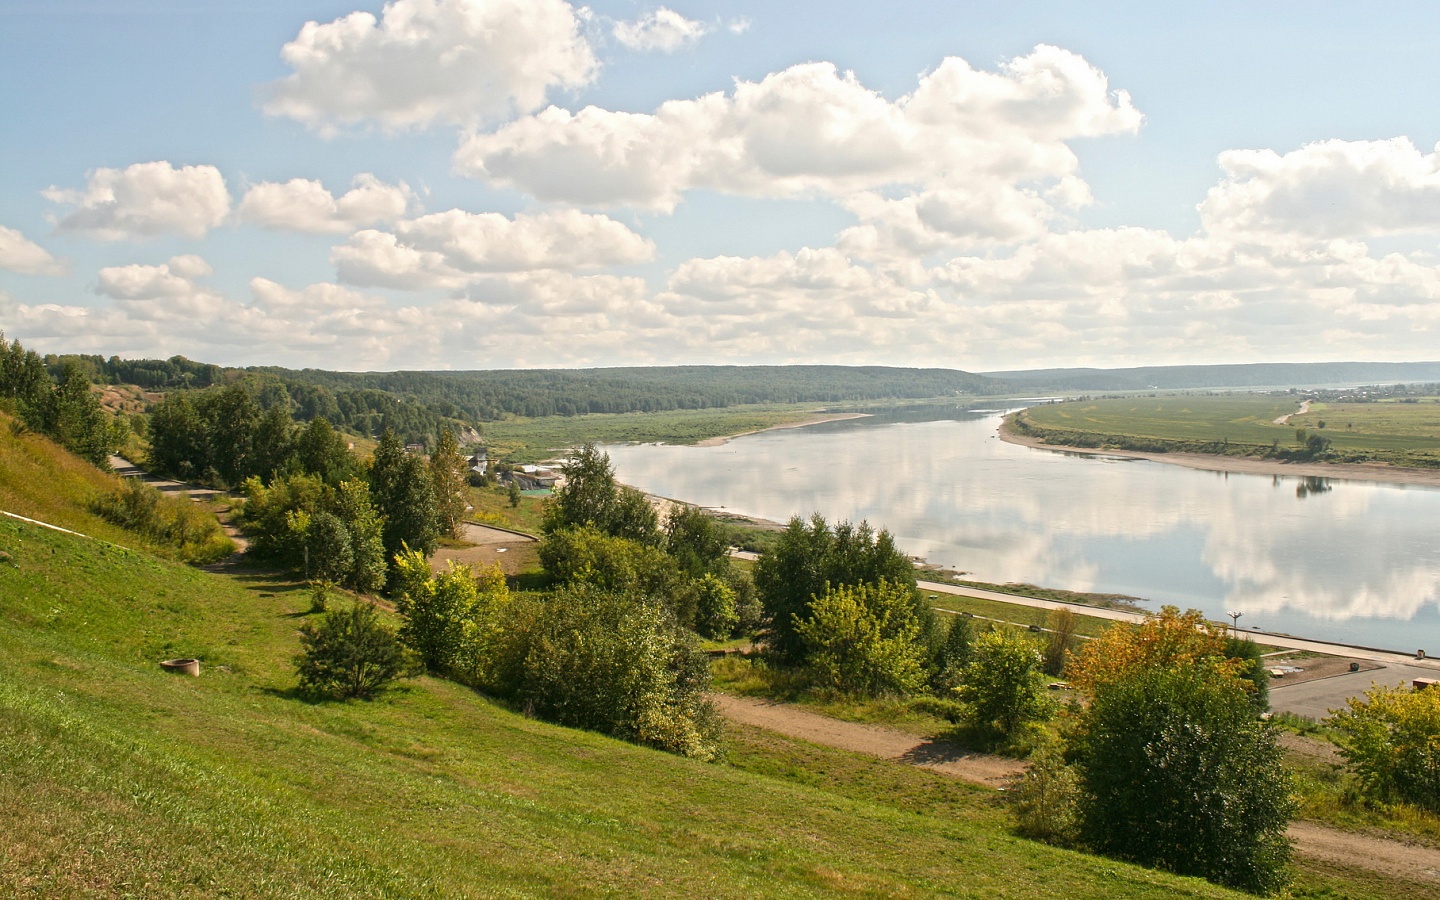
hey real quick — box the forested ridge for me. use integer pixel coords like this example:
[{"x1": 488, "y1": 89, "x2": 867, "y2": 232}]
[{"x1": 246, "y1": 364, "x2": 1006, "y2": 419}]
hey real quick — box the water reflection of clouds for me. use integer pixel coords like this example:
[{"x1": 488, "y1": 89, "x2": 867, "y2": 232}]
[{"x1": 604, "y1": 414, "x2": 1440, "y2": 639}]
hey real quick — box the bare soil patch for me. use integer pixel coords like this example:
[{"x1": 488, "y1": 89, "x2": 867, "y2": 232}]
[
  {"x1": 431, "y1": 522, "x2": 538, "y2": 576},
  {"x1": 711, "y1": 693, "x2": 1023, "y2": 787},
  {"x1": 1263, "y1": 654, "x2": 1382, "y2": 687},
  {"x1": 1289, "y1": 821, "x2": 1440, "y2": 886}
]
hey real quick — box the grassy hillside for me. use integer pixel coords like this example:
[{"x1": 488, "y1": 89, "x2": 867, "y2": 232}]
[
  {"x1": 0, "y1": 526, "x2": 1250, "y2": 896},
  {"x1": 0, "y1": 411, "x2": 138, "y2": 544}
]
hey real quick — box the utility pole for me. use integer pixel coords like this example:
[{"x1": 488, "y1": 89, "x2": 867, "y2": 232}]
[{"x1": 1227, "y1": 610, "x2": 1243, "y2": 639}]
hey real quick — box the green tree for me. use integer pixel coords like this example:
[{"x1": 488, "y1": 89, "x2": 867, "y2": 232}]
[
  {"x1": 1327, "y1": 683, "x2": 1440, "y2": 813},
  {"x1": 146, "y1": 392, "x2": 209, "y2": 480},
  {"x1": 693, "y1": 572, "x2": 739, "y2": 639},
  {"x1": 295, "y1": 601, "x2": 408, "y2": 700},
  {"x1": 26, "y1": 360, "x2": 117, "y2": 467},
  {"x1": 955, "y1": 628, "x2": 1051, "y2": 735},
  {"x1": 249, "y1": 402, "x2": 296, "y2": 482},
  {"x1": 332, "y1": 478, "x2": 387, "y2": 593},
  {"x1": 303, "y1": 510, "x2": 354, "y2": 584},
  {"x1": 369, "y1": 429, "x2": 439, "y2": 562},
  {"x1": 205, "y1": 384, "x2": 262, "y2": 487},
  {"x1": 1041, "y1": 606, "x2": 1078, "y2": 677},
  {"x1": 665, "y1": 505, "x2": 728, "y2": 578},
  {"x1": 541, "y1": 443, "x2": 658, "y2": 544},
  {"x1": 753, "y1": 514, "x2": 918, "y2": 664},
  {"x1": 429, "y1": 427, "x2": 469, "y2": 539},
  {"x1": 293, "y1": 417, "x2": 357, "y2": 485},
  {"x1": 931, "y1": 614, "x2": 974, "y2": 693},
  {"x1": 795, "y1": 580, "x2": 927, "y2": 697},
  {"x1": 507, "y1": 478, "x2": 521, "y2": 507},
  {"x1": 1072, "y1": 667, "x2": 1293, "y2": 894}
]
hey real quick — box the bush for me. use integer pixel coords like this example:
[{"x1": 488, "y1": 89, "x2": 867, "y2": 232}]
[
  {"x1": 1327, "y1": 683, "x2": 1440, "y2": 813},
  {"x1": 795, "y1": 580, "x2": 927, "y2": 697},
  {"x1": 494, "y1": 585, "x2": 721, "y2": 760},
  {"x1": 1072, "y1": 667, "x2": 1293, "y2": 894},
  {"x1": 392, "y1": 549, "x2": 509, "y2": 682},
  {"x1": 1010, "y1": 747, "x2": 1080, "y2": 845},
  {"x1": 694, "y1": 572, "x2": 739, "y2": 639},
  {"x1": 1041, "y1": 607, "x2": 1077, "y2": 677},
  {"x1": 955, "y1": 628, "x2": 1051, "y2": 736},
  {"x1": 91, "y1": 478, "x2": 233, "y2": 564},
  {"x1": 295, "y1": 602, "x2": 408, "y2": 700}
]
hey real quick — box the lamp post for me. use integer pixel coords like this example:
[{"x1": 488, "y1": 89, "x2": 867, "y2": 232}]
[{"x1": 1227, "y1": 610, "x2": 1243, "y2": 639}]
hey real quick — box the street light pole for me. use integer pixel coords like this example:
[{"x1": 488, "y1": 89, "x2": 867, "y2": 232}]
[{"x1": 1227, "y1": 610, "x2": 1243, "y2": 639}]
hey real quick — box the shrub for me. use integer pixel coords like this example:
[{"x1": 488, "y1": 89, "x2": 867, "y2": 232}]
[
  {"x1": 1327, "y1": 683, "x2": 1440, "y2": 813},
  {"x1": 1010, "y1": 747, "x2": 1080, "y2": 845},
  {"x1": 694, "y1": 572, "x2": 739, "y2": 639},
  {"x1": 295, "y1": 602, "x2": 408, "y2": 700},
  {"x1": 496, "y1": 585, "x2": 720, "y2": 760},
  {"x1": 392, "y1": 550, "x2": 509, "y2": 683},
  {"x1": 930, "y1": 614, "x2": 974, "y2": 693},
  {"x1": 955, "y1": 628, "x2": 1051, "y2": 736},
  {"x1": 795, "y1": 580, "x2": 927, "y2": 697},
  {"x1": 91, "y1": 478, "x2": 233, "y2": 564},
  {"x1": 1072, "y1": 667, "x2": 1293, "y2": 894}
]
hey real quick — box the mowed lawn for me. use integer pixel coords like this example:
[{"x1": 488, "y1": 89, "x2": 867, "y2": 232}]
[{"x1": 1021, "y1": 395, "x2": 1440, "y2": 458}]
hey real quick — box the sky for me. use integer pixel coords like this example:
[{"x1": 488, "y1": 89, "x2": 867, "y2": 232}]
[{"x1": 2, "y1": 1, "x2": 1440, "y2": 373}]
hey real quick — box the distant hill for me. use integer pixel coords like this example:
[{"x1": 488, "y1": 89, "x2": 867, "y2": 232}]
[
  {"x1": 985, "y1": 361, "x2": 1440, "y2": 392},
  {"x1": 246, "y1": 364, "x2": 1008, "y2": 420}
]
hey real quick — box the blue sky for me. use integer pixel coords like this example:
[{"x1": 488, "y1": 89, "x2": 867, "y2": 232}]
[{"x1": 3, "y1": 0, "x2": 1439, "y2": 371}]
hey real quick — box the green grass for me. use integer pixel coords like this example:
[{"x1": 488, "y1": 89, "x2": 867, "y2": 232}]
[
  {"x1": 1014, "y1": 395, "x2": 1440, "y2": 467},
  {"x1": 480, "y1": 403, "x2": 843, "y2": 463},
  {"x1": 1, "y1": 514, "x2": 1260, "y2": 899}
]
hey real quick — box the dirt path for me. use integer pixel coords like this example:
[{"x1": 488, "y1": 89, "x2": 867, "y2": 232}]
[
  {"x1": 1288, "y1": 821, "x2": 1440, "y2": 884},
  {"x1": 712, "y1": 693, "x2": 1023, "y2": 786},
  {"x1": 1274, "y1": 399, "x2": 1312, "y2": 425},
  {"x1": 712, "y1": 692, "x2": 1440, "y2": 885},
  {"x1": 110, "y1": 455, "x2": 250, "y2": 563}
]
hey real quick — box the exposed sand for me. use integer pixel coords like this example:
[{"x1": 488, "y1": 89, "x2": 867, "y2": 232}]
[
  {"x1": 998, "y1": 421, "x2": 1440, "y2": 487},
  {"x1": 694, "y1": 412, "x2": 871, "y2": 447}
]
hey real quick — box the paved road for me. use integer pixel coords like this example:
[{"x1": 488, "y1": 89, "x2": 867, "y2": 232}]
[{"x1": 1270, "y1": 661, "x2": 1439, "y2": 719}]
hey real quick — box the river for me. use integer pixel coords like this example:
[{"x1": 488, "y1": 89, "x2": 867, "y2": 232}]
[{"x1": 604, "y1": 406, "x2": 1440, "y2": 654}]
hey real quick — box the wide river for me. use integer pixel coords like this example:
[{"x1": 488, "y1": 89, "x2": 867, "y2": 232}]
[{"x1": 605, "y1": 406, "x2": 1440, "y2": 653}]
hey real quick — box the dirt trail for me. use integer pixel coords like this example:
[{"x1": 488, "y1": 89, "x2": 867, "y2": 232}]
[
  {"x1": 712, "y1": 693, "x2": 1023, "y2": 786},
  {"x1": 1274, "y1": 399, "x2": 1312, "y2": 425},
  {"x1": 1288, "y1": 821, "x2": 1440, "y2": 884},
  {"x1": 110, "y1": 455, "x2": 250, "y2": 563},
  {"x1": 712, "y1": 692, "x2": 1440, "y2": 885}
]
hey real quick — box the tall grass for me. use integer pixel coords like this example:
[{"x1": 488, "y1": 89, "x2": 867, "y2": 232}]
[{"x1": 91, "y1": 478, "x2": 233, "y2": 564}]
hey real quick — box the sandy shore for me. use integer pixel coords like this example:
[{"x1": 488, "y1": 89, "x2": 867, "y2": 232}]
[
  {"x1": 694, "y1": 412, "x2": 871, "y2": 447},
  {"x1": 998, "y1": 421, "x2": 1440, "y2": 487}
]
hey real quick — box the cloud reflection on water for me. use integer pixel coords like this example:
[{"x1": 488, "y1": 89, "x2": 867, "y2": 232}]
[{"x1": 604, "y1": 411, "x2": 1440, "y2": 649}]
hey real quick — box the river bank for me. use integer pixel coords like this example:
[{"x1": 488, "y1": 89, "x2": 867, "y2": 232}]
[
  {"x1": 998, "y1": 419, "x2": 1440, "y2": 488},
  {"x1": 694, "y1": 411, "x2": 871, "y2": 447}
]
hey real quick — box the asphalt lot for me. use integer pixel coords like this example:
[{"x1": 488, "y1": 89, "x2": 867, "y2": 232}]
[{"x1": 1269, "y1": 661, "x2": 1438, "y2": 719}]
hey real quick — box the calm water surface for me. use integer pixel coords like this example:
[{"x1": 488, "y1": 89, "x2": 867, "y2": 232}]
[{"x1": 605, "y1": 408, "x2": 1440, "y2": 653}]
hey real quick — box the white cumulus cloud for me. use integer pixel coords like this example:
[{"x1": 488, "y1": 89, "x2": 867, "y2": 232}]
[
  {"x1": 333, "y1": 208, "x2": 654, "y2": 288},
  {"x1": 238, "y1": 174, "x2": 416, "y2": 233},
  {"x1": 613, "y1": 8, "x2": 709, "y2": 53},
  {"x1": 95, "y1": 255, "x2": 226, "y2": 320},
  {"x1": 457, "y1": 46, "x2": 1141, "y2": 217},
  {"x1": 1200, "y1": 138, "x2": 1440, "y2": 240},
  {"x1": 44, "y1": 162, "x2": 231, "y2": 241},
  {"x1": 264, "y1": 0, "x2": 596, "y2": 132},
  {"x1": 0, "y1": 225, "x2": 65, "y2": 276}
]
